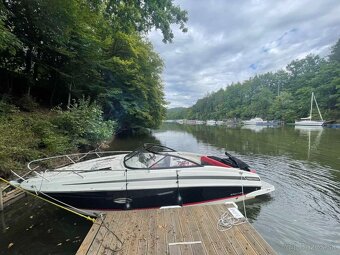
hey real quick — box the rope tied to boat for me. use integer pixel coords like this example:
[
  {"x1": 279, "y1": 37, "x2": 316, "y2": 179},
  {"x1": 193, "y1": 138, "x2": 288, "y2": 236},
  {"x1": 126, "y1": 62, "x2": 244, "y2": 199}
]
[
  {"x1": 0, "y1": 177, "x2": 96, "y2": 223},
  {"x1": 217, "y1": 171, "x2": 248, "y2": 231}
]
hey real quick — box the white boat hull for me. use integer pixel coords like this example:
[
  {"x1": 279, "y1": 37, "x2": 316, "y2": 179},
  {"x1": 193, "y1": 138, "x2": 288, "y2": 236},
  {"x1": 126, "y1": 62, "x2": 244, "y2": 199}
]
[
  {"x1": 12, "y1": 144, "x2": 275, "y2": 216},
  {"x1": 294, "y1": 120, "x2": 324, "y2": 126}
]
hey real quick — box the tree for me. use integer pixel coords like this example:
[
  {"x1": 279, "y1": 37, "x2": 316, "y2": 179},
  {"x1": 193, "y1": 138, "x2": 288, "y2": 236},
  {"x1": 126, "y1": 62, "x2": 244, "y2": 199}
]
[
  {"x1": 1, "y1": 0, "x2": 188, "y2": 130},
  {"x1": 0, "y1": 2, "x2": 21, "y2": 55},
  {"x1": 166, "y1": 39, "x2": 340, "y2": 122},
  {"x1": 101, "y1": 0, "x2": 188, "y2": 43},
  {"x1": 329, "y1": 39, "x2": 340, "y2": 63}
]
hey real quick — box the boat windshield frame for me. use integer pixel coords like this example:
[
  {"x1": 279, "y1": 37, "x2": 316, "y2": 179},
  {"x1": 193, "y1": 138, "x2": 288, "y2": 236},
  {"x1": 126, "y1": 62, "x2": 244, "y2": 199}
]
[{"x1": 123, "y1": 143, "x2": 201, "y2": 170}]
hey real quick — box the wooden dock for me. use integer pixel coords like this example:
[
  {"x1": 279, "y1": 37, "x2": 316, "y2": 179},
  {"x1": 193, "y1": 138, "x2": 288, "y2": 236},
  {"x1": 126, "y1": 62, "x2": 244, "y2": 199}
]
[
  {"x1": 76, "y1": 203, "x2": 276, "y2": 255},
  {"x1": 0, "y1": 186, "x2": 26, "y2": 211}
]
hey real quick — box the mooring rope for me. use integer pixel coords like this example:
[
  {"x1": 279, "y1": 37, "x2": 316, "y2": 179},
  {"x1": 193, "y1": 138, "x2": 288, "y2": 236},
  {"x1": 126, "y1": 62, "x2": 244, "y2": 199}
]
[
  {"x1": 0, "y1": 177, "x2": 96, "y2": 223},
  {"x1": 217, "y1": 171, "x2": 248, "y2": 231}
]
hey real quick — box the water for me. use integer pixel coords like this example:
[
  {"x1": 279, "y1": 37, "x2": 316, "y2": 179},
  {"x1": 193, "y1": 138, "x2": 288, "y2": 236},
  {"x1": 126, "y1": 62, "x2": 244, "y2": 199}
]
[{"x1": 1, "y1": 124, "x2": 339, "y2": 254}]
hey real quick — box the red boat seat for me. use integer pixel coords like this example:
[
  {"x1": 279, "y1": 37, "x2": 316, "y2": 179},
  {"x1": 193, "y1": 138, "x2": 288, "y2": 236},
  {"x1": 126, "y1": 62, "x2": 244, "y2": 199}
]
[{"x1": 200, "y1": 156, "x2": 232, "y2": 167}]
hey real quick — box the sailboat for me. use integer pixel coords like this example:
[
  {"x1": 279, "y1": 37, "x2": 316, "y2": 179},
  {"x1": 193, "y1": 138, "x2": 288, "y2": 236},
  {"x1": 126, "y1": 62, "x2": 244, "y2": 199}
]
[{"x1": 295, "y1": 92, "x2": 325, "y2": 126}]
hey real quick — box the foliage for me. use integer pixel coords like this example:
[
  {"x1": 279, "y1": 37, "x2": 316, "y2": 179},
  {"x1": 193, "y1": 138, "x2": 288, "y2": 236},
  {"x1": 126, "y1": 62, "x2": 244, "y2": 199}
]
[
  {"x1": 0, "y1": 100, "x2": 115, "y2": 177},
  {"x1": 0, "y1": 0, "x2": 188, "y2": 130},
  {"x1": 167, "y1": 47, "x2": 340, "y2": 122},
  {"x1": 53, "y1": 98, "x2": 115, "y2": 146},
  {"x1": 0, "y1": 2, "x2": 21, "y2": 54},
  {"x1": 16, "y1": 95, "x2": 39, "y2": 112},
  {"x1": 329, "y1": 39, "x2": 340, "y2": 63}
]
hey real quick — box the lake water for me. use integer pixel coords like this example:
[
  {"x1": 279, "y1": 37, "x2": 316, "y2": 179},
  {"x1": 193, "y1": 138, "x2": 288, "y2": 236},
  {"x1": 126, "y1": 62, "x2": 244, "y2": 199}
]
[{"x1": 1, "y1": 124, "x2": 339, "y2": 254}]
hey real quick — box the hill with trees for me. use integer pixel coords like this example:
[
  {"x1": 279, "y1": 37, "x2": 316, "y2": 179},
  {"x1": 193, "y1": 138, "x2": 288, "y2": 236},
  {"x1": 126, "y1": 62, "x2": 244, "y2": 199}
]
[
  {"x1": 0, "y1": 0, "x2": 188, "y2": 130},
  {"x1": 0, "y1": 0, "x2": 188, "y2": 177},
  {"x1": 167, "y1": 39, "x2": 340, "y2": 122}
]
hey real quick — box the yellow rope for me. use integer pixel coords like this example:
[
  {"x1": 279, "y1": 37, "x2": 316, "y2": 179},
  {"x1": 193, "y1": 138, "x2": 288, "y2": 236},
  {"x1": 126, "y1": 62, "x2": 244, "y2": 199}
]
[{"x1": 0, "y1": 177, "x2": 96, "y2": 223}]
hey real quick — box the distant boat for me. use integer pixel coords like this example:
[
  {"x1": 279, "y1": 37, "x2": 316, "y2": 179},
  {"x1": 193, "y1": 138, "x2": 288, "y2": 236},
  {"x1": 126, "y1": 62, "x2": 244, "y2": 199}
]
[
  {"x1": 243, "y1": 117, "x2": 267, "y2": 125},
  {"x1": 196, "y1": 120, "x2": 205, "y2": 125},
  {"x1": 206, "y1": 120, "x2": 216, "y2": 126},
  {"x1": 295, "y1": 92, "x2": 325, "y2": 126}
]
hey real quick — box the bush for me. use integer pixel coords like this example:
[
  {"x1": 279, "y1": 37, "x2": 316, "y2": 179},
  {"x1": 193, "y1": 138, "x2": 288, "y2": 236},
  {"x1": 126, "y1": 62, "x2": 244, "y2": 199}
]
[
  {"x1": 0, "y1": 97, "x2": 20, "y2": 114},
  {"x1": 53, "y1": 98, "x2": 115, "y2": 147},
  {"x1": 17, "y1": 95, "x2": 39, "y2": 112},
  {"x1": 0, "y1": 114, "x2": 42, "y2": 177},
  {"x1": 0, "y1": 99, "x2": 115, "y2": 177}
]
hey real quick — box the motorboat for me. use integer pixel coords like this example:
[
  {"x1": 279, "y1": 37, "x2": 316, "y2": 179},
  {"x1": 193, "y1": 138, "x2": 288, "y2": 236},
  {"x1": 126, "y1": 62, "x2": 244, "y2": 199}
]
[
  {"x1": 11, "y1": 144, "x2": 274, "y2": 216},
  {"x1": 206, "y1": 120, "x2": 216, "y2": 126},
  {"x1": 295, "y1": 92, "x2": 325, "y2": 126},
  {"x1": 243, "y1": 117, "x2": 267, "y2": 125}
]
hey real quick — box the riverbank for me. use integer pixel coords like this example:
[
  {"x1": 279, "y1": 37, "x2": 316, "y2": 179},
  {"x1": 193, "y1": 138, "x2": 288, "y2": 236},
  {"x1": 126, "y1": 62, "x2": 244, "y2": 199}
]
[{"x1": 0, "y1": 99, "x2": 115, "y2": 178}]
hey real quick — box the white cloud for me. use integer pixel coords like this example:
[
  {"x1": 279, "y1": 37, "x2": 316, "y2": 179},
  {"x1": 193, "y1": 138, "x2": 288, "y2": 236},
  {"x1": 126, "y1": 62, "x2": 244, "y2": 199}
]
[{"x1": 148, "y1": 0, "x2": 340, "y2": 108}]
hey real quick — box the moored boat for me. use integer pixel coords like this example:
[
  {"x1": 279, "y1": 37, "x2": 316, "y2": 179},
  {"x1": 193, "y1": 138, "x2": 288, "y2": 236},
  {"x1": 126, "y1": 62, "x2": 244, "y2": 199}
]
[
  {"x1": 295, "y1": 92, "x2": 325, "y2": 126},
  {"x1": 243, "y1": 117, "x2": 267, "y2": 125},
  {"x1": 10, "y1": 144, "x2": 274, "y2": 216}
]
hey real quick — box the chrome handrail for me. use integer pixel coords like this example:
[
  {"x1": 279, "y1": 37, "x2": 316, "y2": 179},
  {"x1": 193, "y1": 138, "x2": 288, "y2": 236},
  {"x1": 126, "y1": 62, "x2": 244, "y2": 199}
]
[{"x1": 27, "y1": 151, "x2": 131, "y2": 172}]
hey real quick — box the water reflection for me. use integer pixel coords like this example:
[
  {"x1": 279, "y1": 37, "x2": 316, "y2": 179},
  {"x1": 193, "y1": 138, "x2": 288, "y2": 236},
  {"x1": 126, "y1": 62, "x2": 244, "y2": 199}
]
[
  {"x1": 2, "y1": 124, "x2": 339, "y2": 255},
  {"x1": 241, "y1": 125, "x2": 269, "y2": 133},
  {"x1": 151, "y1": 124, "x2": 340, "y2": 255},
  {"x1": 294, "y1": 126, "x2": 324, "y2": 160},
  {"x1": 0, "y1": 196, "x2": 91, "y2": 255},
  {"x1": 158, "y1": 124, "x2": 340, "y2": 169},
  {"x1": 109, "y1": 132, "x2": 161, "y2": 151}
]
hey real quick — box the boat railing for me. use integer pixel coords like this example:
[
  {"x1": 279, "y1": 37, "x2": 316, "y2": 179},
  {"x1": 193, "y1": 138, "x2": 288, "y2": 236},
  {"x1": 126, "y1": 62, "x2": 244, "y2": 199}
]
[{"x1": 27, "y1": 151, "x2": 131, "y2": 173}]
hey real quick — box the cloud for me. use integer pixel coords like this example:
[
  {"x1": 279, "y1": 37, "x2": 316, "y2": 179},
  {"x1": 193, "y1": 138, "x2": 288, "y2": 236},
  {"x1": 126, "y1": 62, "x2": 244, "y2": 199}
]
[{"x1": 148, "y1": 0, "x2": 340, "y2": 108}]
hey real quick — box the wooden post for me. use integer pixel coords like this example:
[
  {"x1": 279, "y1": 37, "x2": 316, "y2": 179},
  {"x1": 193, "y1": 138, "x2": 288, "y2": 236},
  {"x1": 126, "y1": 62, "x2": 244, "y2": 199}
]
[{"x1": 0, "y1": 189, "x2": 3, "y2": 211}]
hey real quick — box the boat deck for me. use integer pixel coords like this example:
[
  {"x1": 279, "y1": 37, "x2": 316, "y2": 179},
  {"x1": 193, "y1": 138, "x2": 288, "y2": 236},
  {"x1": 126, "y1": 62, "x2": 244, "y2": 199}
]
[{"x1": 76, "y1": 203, "x2": 276, "y2": 255}]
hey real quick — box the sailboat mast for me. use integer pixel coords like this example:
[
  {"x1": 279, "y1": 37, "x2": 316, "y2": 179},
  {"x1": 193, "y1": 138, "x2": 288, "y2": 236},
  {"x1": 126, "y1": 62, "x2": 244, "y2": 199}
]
[
  {"x1": 309, "y1": 92, "x2": 313, "y2": 120},
  {"x1": 313, "y1": 92, "x2": 324, "y2": 121}
]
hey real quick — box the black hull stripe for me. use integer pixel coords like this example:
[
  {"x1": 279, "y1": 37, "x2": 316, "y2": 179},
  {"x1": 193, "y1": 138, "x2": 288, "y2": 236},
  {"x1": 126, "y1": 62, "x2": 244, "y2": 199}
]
[{"x1": 41, "y1": 186, "x2": 259, "y2": 210}]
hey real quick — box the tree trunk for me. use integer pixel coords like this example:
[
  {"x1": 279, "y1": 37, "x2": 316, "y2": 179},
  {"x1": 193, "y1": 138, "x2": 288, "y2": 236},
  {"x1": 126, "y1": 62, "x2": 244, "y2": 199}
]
[
  {"x1": 8, "y1": 75, "x2": 13, "y2": 95},
  {"x1": 49, "y1": 79, "x2": 57, "y2": 107},
  {"x1": 25, "y1": 46, "x2": 33, "y2": 97},
  {"x1": 27, "y1": 84, "x2": 31, "y2": 97},
  {"x1": 67, "y1": 82, "x2": 72, "y2": 108}
]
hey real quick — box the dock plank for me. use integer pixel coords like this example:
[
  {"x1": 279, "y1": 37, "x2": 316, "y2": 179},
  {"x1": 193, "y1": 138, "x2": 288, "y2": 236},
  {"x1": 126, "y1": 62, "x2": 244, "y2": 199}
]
[
  {"x1": 118, "y1": 210, "x2": 141, "y2": 255},
  {"x1": 201, "y1": 205, "x2": 233, "y2": 255},
  {"x1": 205, "y1": 204, "x2": 246, "y2": 255},
  {"x1": 216, "y1": 204, "x2": 257, "y2": 255},
  {"x1": 246, "y1": 223, "x2": 277, "y2": 255},
  {"x1": 86, "y1": 213, "x2": 115, "y2": 255},
  {"x1": 193, "y1": 206, "x2": 218, "y2": 255},
  {"x1": 96, "y1": 212, "x2": 124, "y2": 255},
  {"x1": 167, "y1": 208, "x2": 181, "y2": 255},
  {"x1": 77, "y1": 204, "x2": 277, "y2": 255},
  {"x1": 155, "y1": 208, "x2": 167, "y2": 255},
  {"x1": 182, "y1": 206, "x2": 207, "y2": 255},
  {"x1": 136, "y1": 210, "x2": 150, "y2": 255},
  {"x1": 76, "y1": 217, "x2": 102, "y2": 255},
  {"x1": 2, "y1": 188, "x2": 26, "y2": 208},
  {"x1": 147, "y1": 209, "x2": 158, "y2": 254},
  {"x1": 202, "y1": 205, "x2": 238, "y2": 255}
]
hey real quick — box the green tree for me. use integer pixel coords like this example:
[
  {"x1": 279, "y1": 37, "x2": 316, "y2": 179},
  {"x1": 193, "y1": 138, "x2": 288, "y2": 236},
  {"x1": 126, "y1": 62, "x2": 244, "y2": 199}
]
[{"x1": 329, "y1": 39, "x2": 340, "y2": 63}]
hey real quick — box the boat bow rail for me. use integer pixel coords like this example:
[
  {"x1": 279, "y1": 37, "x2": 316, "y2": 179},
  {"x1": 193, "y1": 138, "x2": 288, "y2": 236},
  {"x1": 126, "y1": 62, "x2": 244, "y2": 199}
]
[{"x1": 20, "y1": 151, "x2": 131, "y2": 180}]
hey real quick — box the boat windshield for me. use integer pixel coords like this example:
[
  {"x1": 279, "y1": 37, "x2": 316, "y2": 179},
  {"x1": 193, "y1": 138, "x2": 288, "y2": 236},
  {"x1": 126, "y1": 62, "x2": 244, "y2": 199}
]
[{"x1": 123, "y1": 144, "x2": 199, "y2": 169}]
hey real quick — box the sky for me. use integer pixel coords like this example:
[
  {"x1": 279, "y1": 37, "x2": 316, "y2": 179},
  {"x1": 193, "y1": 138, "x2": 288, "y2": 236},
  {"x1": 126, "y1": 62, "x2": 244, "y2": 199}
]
[{"x1": 148, "y1": 0, "x2": 340, "y2": 108}]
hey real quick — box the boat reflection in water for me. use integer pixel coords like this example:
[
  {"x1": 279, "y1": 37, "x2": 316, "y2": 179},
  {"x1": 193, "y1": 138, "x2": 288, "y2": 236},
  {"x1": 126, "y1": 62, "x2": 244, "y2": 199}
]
[
  {"x1": 241, "y1": 125, "x2": 268, "y2": 133},
  {"x1": 294, "y1": 125, "x2": 324, "y2": 160}
]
